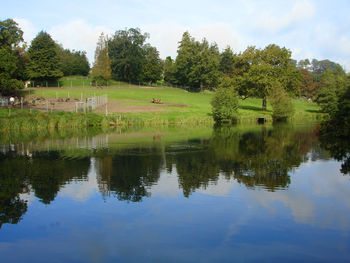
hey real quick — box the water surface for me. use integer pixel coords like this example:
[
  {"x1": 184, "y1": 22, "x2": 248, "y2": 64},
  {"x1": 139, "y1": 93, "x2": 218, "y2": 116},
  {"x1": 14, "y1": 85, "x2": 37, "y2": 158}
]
[{"x1": 0, "y1": 124, "x2": 349, "y2": 262}]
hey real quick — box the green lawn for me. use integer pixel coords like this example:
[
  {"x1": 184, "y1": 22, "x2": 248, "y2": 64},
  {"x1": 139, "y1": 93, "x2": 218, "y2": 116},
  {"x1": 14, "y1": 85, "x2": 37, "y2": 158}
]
[{"x1": 27, "y1": 82, "x2": 322, "y2": 123}]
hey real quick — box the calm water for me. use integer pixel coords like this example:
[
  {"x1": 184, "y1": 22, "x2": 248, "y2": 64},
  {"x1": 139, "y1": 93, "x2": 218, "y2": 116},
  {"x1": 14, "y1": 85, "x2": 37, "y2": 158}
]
[{"x1": 0, "y1": 124, "x2": 349, "y2": 263}]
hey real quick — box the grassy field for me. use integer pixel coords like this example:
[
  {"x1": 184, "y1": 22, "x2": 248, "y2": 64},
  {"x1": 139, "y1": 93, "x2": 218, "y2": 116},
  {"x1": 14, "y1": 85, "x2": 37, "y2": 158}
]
[{"x1": 27, "y1": 83, "x2": 322, "y2": 124}]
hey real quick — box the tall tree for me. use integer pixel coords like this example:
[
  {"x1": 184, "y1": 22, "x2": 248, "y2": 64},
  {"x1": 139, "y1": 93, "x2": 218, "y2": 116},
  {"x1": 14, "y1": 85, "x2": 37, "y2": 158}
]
[
  {"x1": 0, "y1": 19, "x2": 25, "y2": 94},
  {"x1": 163, "y1": 56, "x2": 176, "y2": 84},
  {"x1": 219, "y1": 46, "x2": 236, "y2": 77},
  {"x1": 27, "y1": 31, "x2": 63, "y2": 82},
  {"x1": 139, "y1": 44, "x2": 162, "y2": 84},
  {"x1": 91, "y1": 33, "x2": 111, "y2": 84},
  {"x1": 174, "y1": 32, "x2": 220, "y2": 91},
  {"x1": 108, "y1": 28, "x2": 148, "y2": 83}
]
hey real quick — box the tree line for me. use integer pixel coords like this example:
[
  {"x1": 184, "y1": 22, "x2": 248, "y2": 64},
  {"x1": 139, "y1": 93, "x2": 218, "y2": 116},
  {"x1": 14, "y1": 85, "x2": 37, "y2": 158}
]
[
  {"x1": 0, "y1": 19, "x2": 89, "y2": 94},
  {"x1": 1, "y1": 18, "x2": 349, "y2": 120}
]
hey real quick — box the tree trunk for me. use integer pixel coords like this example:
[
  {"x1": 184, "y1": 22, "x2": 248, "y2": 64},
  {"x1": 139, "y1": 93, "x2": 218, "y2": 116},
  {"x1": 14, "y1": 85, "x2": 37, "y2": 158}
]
[
  {"x1": 262, "y1": 96, "x2": 267, "y2": 111},
  {"x1": 200, "y1": 81, "x2": 203, "y2": 93}
]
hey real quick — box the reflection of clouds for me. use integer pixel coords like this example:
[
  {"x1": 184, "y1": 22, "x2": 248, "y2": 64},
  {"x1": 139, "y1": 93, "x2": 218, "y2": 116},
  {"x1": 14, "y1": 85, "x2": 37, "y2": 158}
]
[
  {"x1": 196, "y1": 173, "x2": 238, "y2": 196},
  {"x1": 58, "y1": 158, "x2": 98, "y2": 202},
  {"x1": 19, "y1": 191, "x2": 36, "y2": 205},
  {"x1": 149, "y1": 165, "x2": 181, "y2": 198},
  {"x1": 247, "y1": 160, "x2": 350, "y2": 230}
]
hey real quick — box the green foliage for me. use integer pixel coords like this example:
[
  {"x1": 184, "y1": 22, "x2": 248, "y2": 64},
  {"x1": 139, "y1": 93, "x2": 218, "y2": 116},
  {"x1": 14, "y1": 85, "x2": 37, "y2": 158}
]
[
  {"x1": 211, "y1": 87, "x2": 239, "y2": 123},
  {"x1": 219, "y1": 46, "x2": 236, "y2": 76},
  {"x1": 163, "y1": 56, "x2": 176, "y2": 84},
  {"x1": 234, "y1": 44, "x2": 301, "y2": 110},
  {"x1": 316, "y1": 69, "x2": 348, "y2": 115},
  {"x1": 27, "y1": 31, "x2": 63, "y2": 81},
  {"x1": 57, "y1": 46, "x2": 90, "y2": 76},
  {"x1": 0, "y1": 19, "x2": 25, "y2": 94},
  {"x1": 0, "y1": 19, "x2": 23, "y2": 48},
  {"x1": 140, "y1": 44, "x2": 162, "y2": 84},
  {"x1": 269, "y1": 84, "x2": 294, "y2": 121},
  {"x1": 108, "y1": 28, "x2": 148, "y2": 83},
  {"x1": 91, "y1": 33, "x2": 111, "y2": 83},
  {"x1": 174, "y1": 32, "x2": 221, "y2": 91}
]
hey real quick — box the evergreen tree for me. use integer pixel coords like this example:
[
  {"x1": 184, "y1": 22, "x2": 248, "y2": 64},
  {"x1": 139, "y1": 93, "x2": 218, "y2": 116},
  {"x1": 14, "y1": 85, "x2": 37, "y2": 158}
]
[
  {"x1": 163, "y1": 56, "x2": 176, "y2": 84},
  {"x1": 140, "y1": 44, "x2": 162, "y2": 84},
  {"x1": 27, "y1": 31, "x2": 63, "y2": 82},
  {"x1": 91, "y1": 33, "x2": 111, "y2": 85},
  {"x1": 108, "y1": 28, "x2": 148, "y2": 83},
  {"x1": 219, "y1": 46, "x2": 236, "y2": 77},
  {"x1": 174, "y1": 32, "x2": 220, "y2": 91}
]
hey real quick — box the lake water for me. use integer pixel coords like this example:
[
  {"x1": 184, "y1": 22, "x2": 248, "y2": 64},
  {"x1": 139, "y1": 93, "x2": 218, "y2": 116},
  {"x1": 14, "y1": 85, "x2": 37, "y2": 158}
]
[{"x1": 0, "y1": 124, "x2": 349, "y2": 263}]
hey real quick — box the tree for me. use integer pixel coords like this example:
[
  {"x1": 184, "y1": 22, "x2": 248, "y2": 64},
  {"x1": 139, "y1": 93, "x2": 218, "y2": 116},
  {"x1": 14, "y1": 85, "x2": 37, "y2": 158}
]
[
  {"x1": 108, "y1": 28, "x2": 149, "y2": 83},
  {"x1": 0, "y1": 19, "x2": 23, "y2": 48},
  {"x1": 219, "y1": 46, "x2": 236, "y2": 77},
  {"x1": 211, "y1": 87, "x2": 239, "y2": 123},
  {"x1": 140, "y1": 44, "x2": 162, "y2": 84},
  {"x1": 57, "y1": 45, "x2": 90, "y2": 76},
  {"x1": 174, "y1": 32, "x2": 220, "y2": 91},
  {"x1": 27, "y1": 31, "x2": 63, "y2": 82},
  {"x1": 91, "y1": 33, "x2": 111, "y2": 85},
  {"x1": 316, "y1": 68, "x2": 348, "y2": 114},
  {"x1": 235, "y1": 44, "x2": 301, "y2": 110},
  {"x1": 163, "y1": 56, "x2": 176, "y2": 84},
  {"x1": 299, "y1": 69, "x2": 316, "y2": 99},
  {"x1": 0, "y1": 19, "x2": 25, "y2": 94}
]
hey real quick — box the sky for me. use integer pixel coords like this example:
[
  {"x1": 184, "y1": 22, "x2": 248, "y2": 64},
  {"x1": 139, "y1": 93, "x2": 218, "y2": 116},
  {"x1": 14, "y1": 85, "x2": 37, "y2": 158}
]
[{"x1": 1, "y1": 0, "x2": 350, "y2": 70}]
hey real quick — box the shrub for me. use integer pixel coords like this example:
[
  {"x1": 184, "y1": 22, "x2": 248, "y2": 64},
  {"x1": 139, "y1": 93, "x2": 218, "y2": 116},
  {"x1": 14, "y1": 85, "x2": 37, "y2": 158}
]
[
  {"x1": 211, "y1": 87, "x2": 239, "y2": 124},
  {"x1": 269, "y1": 84, "x2": 294, "y2": 122}
]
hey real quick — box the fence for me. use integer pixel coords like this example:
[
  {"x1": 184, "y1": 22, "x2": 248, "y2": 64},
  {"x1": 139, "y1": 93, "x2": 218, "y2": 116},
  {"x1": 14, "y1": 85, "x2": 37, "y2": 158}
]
[
  {"x1": 75, "y1": 94, "x2": 108, "y2": 113},
  {"x1": 0, "y1": 97, "x2": 9, "y2": 107}
]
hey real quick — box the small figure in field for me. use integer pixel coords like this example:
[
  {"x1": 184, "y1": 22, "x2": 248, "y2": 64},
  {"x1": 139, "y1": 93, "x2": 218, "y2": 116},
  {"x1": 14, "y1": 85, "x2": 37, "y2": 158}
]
[{"x1": 9, "y1": 96, "x2": 15, "y2": 106}]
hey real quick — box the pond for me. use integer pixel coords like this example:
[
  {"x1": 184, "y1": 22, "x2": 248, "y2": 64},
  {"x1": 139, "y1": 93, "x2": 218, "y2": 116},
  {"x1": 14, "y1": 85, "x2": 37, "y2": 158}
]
[{"x1": 0, "y1": 123, "x2": 349, "y2": 262}]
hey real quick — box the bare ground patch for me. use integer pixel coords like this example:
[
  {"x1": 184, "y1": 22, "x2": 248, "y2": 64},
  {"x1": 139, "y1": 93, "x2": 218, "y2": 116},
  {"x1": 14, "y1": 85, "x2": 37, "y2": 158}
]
[{"x1": 15, "y1": 97, "x2": 188, "y2": 113}]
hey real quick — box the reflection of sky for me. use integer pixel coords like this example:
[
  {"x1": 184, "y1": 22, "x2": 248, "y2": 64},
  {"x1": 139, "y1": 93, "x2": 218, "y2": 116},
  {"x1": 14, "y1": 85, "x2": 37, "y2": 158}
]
[{"x1": 1, "y1": 158, "x2": 350, "y2": 262}]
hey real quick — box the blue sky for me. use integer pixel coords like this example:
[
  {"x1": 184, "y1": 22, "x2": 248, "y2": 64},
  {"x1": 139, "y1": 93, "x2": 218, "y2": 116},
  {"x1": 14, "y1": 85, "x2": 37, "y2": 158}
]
[{"x1": 1, "y1": 0, "x2": 350, "y2": 70}]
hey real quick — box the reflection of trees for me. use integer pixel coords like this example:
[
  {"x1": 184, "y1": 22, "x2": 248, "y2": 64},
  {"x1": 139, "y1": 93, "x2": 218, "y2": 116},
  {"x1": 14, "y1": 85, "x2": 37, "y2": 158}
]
[
  {"x1": 174, "y1": 149, "x2": 220, "y2": 197},
  {"x1": 171, "y1": 124, "x2": 319, "y2": 195},
  {"x1": 0, "y1": 157, "x2": 28, "y2": 229},
  {"x1": 96, "y1": 149, "x2": 162, "y2": 202},
  {"x1": 318, "y1": 86, "x2": 350, "y2": 174},
  {"x1": 28, "y1": 152, "x2": 90, "y2": 204},
  {"x1": 0, "y1": 151, "x2": 90, "y2": 228}
]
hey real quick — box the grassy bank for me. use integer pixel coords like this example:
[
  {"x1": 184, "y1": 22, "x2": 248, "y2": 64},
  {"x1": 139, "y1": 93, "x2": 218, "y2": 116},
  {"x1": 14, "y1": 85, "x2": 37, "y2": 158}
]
[
  {"x1": 2, "y1": 84, "x2": 323, "y2": 130},
  {"x1": 28, "y1": 85, "x2": 322, "y2": 121}
]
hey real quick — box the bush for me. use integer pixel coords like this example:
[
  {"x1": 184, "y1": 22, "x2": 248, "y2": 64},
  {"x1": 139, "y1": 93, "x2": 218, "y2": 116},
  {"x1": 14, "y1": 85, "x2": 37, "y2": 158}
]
[
  {"x1": 211, "y1": 87, "x2": 239, "y2": 124},
  {"x1": 269, "y1": 84, "x2": 294, "y2": 122}
]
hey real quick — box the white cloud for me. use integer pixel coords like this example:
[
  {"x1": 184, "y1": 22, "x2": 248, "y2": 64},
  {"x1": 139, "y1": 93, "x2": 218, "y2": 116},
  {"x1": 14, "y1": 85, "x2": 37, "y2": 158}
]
[
  {"x1": 49, "y1": 19, "x2": 113, "y2": 64},
  {"x1": 254, "y1": 0, "x2": 315, "y2": 33},
  {"x1": 145, "y1": 22, "x2": 245, "y2": 59},
  {"x1": 14, "y1": 17, "x2": 37, "y2": 45}
]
